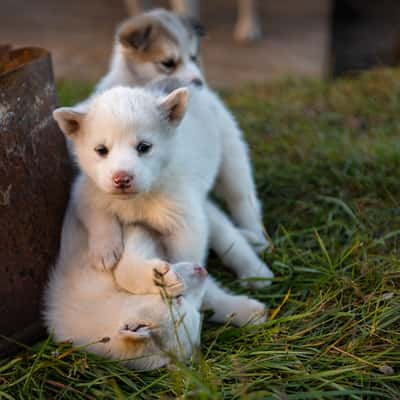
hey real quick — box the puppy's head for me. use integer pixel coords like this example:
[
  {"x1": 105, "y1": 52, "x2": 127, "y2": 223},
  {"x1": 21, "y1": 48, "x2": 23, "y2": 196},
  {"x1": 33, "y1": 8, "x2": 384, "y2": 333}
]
[
  {"x1": 116, "y1": 8, "x2": 206, "y2": 87},
  {"x1": 53, "y1": 86, "x2": 188, "y2": 196}
]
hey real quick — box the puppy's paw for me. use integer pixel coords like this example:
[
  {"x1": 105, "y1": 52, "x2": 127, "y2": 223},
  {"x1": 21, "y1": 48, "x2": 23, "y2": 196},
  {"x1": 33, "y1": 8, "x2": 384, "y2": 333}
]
[
  {"x1": 240, "y1": 262, "x2": 274, "y2": 289},
  {"x1": 239, "y1": 228, "x2": 270, "y2": 254},
  {"x1": 153, "y1": 263, "x2": 184, "y2": 297},
  {"x1": 230, "y1": 297, "x2": 267, "y2": 326},
  {"x1": 89, "y1": 236, "x2": 124, "y2": 271}
]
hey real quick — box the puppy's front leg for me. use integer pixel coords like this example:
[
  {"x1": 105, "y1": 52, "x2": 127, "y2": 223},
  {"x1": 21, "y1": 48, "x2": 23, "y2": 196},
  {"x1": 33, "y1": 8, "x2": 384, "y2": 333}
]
[
  {"x1": 72, "y1": 176, "x2": 124, "y2": 271},
  {"x1": 113, "y1": 226, "x2": 183, "y2": 296},
  {"x1": 85, "y1": 210, "x2": 124, "y2": 271},
  {"x1": 114, "y1": 257, "x2": 183, "y2": 297},
  {"x1": 74, "y1": 187, "x2": 123, "y2": 271}
]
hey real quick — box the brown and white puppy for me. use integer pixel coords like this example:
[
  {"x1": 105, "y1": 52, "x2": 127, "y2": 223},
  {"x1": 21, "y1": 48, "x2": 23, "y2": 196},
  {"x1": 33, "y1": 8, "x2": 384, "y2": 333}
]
[{"x1": 93, "y1": 8, "x2": 206, "y2": 91}]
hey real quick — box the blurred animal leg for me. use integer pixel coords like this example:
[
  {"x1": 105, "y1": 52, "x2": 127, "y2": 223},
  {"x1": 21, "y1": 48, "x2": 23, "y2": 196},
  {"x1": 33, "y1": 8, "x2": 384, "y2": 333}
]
[{"x1": 234, "y1": 0, "x2": 262, "y2": 41}]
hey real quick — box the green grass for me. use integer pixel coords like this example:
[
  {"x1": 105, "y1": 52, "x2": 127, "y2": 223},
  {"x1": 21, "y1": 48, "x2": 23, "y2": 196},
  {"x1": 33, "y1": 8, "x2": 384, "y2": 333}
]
[{"x1": 2, "y1": 70, "x2": 400, "y2": 399}]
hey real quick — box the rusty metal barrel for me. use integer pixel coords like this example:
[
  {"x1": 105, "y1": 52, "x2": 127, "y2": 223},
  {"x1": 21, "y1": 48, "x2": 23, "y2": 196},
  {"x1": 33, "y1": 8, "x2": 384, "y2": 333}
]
[{"x1": 0, "y1": 46, "x2": 72, "y2": 355}]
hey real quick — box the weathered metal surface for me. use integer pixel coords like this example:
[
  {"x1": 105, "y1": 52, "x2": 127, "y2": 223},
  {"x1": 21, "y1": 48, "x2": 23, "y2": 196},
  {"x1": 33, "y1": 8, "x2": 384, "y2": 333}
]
[
  {"x1": 0, "y1": 46, "x2": 72, "y2": 355},
  {"x1": 0, "y1": 45, "x2": 11, "y2": 68}
]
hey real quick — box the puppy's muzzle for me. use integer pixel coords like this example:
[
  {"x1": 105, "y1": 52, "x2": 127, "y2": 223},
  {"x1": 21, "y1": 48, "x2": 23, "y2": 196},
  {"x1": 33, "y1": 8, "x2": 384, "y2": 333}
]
[{"x1": 112, "y1": 171, "x2": 134, "y2": 189}]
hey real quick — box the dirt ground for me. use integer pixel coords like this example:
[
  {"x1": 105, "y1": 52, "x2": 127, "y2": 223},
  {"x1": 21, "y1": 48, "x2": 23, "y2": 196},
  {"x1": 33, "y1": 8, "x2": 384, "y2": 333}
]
[{"x1": 0, "y1": 0, "x2": 331, "y2": 88}]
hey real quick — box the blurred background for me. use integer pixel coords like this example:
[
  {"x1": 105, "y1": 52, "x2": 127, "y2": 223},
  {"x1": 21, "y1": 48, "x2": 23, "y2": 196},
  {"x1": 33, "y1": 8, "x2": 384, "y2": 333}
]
[{"x1": 1, "y1": 0, "x2": 400, "y2": 88}]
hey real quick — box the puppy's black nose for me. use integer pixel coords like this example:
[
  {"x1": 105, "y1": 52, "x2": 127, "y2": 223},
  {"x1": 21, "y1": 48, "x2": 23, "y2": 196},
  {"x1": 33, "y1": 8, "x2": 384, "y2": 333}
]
[
  {"x1": 191, "y1": 78, "x2": 203, "y2": 87},
  {"x1": 112, "y1": 171, "x2": 134, "y2": 189}
]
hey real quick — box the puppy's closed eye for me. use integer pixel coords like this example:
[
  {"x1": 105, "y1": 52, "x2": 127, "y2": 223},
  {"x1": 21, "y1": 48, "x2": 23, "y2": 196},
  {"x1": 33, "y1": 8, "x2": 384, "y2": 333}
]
[
  {"x1": 119, "y1": 321, "x2": 155, "y2": 340},
  {"x1": 159, "y1": 58, "x2": 178, "y2": 73}
]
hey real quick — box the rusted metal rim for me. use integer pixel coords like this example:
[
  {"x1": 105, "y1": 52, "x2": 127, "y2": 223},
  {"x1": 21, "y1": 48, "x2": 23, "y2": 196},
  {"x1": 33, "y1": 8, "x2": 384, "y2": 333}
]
[{"x1": 0, "y1": 46, "x2": 50, "y2": 77}]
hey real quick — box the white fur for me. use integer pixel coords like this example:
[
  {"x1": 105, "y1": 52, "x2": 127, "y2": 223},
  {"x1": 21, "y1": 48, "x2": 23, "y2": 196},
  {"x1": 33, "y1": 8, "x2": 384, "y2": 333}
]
[
  {"x1": 83, "y1": 9, "x2": 269, "y2": 256},
  {"x1": 67, "y1": 85, "x2": 273, "y2": 286},
  {"x1": 53, "y1": 85, "x2": 269, "y2": 327},
  {"x1": 67, "y1": 87, "x2": 217, "y2": 269},
  {"x1": 44, "y1": 210, "x2": 206, "y2": 370},
  {"x1": 45, "y1": 8, "x2": 270, "y2": 369},
  {"x1": 74, "y1": 10, "x2": 271, "y2": 287}
]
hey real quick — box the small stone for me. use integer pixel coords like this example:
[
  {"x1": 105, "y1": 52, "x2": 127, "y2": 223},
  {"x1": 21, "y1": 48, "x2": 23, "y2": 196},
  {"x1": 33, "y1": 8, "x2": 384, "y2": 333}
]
[
  {"x1": 379, "y1": 365, "x2": 394, "y2": 375},
  {"x1": 381, "y1": 293, "x2": 394, "y2": 301},
  {"x1": 51, "y1": 350, "x2": 60, "y2": 358}
]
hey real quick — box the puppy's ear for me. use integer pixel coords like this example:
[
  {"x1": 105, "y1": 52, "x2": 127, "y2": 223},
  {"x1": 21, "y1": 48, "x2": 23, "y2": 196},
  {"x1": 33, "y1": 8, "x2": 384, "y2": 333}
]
[
  {"x1": 158, "y1": 88, "x2": 188, "y2": 126},
  {"x1": 180, "y1": 16, "x2": 207, "y2": 38},
  {"x1": 53, "y1": 108, "x2": 85, "y2": 138},
  {"x1": 117, "y1": 18, "x2": 154, "y2": 51},
  {"x1": 119, "y1": 321, "x2": 154, "y2": 341}
]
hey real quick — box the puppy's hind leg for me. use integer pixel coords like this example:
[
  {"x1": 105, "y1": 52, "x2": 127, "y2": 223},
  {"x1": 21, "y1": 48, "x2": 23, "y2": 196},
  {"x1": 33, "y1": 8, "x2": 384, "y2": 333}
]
[
  {"x1": 206, "y1": 200, "x2": 273, "y2": 288},
  {"x1": 215, "y1": 111, "x2": 269, "y2": 253},
  {"x1": 202, "y1": 276, "x2": 267, "y2": 327}
]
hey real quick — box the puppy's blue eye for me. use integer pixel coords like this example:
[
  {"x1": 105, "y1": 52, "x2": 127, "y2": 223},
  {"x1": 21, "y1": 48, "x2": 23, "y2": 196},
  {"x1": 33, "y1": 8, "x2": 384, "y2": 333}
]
[
  {"x1": 136, "y1": 141, "x2": 152, "y2": 155},
  {"x1": 190, "y1": 54, "x2": 198, "y2": 62},
  {"x1": 95, "y1": 145, "x2": 109, "y2": 157}
]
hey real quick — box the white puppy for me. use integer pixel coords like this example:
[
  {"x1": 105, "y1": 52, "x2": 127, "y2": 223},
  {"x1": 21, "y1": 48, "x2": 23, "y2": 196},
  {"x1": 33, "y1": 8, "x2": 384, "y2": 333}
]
[
  {"x1": 54, "y1": 84, "x2": 270, "y2": 325},
  {"x1": 75, "y1": 10, "x2": 272, "y2": 287},
  {"x1": 44, "y1": 213, "x2": 208, "y2": 370},
  {"x1": 87, "y1": 9, "x2": 268, "y2": 253}
]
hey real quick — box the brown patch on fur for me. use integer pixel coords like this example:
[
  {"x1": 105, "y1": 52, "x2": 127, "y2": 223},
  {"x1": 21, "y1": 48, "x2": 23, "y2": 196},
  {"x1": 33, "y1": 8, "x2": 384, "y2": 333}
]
[{"x1": 117, "y1": 16, "x2": 178, "y2": 64}]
